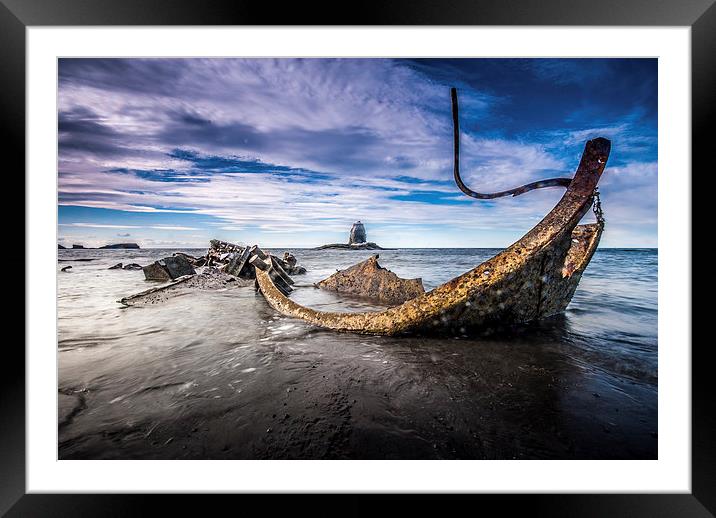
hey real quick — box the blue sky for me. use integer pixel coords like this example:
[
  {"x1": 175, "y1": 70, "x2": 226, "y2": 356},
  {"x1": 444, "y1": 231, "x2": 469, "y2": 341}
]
[{"x1": 58, "y1": 58, "x2": 657, "y2": 248}]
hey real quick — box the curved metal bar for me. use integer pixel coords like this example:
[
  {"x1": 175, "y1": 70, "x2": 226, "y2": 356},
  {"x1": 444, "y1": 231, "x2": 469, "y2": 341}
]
[{"x1": 451, "y1": 87, "x2": 573, "y2": 199}]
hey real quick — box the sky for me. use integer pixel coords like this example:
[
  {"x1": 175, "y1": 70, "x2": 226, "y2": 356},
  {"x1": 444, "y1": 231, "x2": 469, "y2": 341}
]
[{"x1": 57, "y1": 58, "x2": 657, "y2": 249}]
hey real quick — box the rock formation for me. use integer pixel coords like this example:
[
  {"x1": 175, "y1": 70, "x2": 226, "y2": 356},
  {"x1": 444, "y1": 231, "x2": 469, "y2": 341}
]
[
  {"x1": 315, "y1": 221, "x2": 387, "y2": 250},
  {"x1": 315, "y1": 242, "x2": 384, "y2": 250},
  {"x1": 317, "y1": 254, "x2": 424, "y2": 305},
  {"x1": 110, "y1": 262, "x2": 143, "y2": 270},
  {"x1": 349, "y1": 221, "x2": 367, "y2": 244},
  {"x1": 143, "y1": 255, "x2": 195, "y2": 281}
]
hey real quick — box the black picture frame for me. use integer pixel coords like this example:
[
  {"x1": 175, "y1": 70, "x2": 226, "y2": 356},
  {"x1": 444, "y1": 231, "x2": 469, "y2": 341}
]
[{"x1": 4, "y1": 0, "x2": 710, "y2": 515}]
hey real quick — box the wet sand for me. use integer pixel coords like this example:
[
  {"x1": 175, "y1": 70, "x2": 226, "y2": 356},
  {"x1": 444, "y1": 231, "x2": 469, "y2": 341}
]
[{"x1": 58, "y1": 248, "x2": 657, "y2": 459}]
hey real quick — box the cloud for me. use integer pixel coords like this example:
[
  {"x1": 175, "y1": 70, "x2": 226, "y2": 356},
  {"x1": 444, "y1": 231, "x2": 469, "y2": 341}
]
[
  {"x1": 60, "y1": 222, "x2": 198, "y2": 231},
  {"x1": 58, "y1": 59, "x2": 457, "y2": 177},
  {"x1": 150, "y1": 226, "x2": 200, "y2": 231},
  {"x1": 59, "y1": 58, "x2": 184, "y2": 96},
  {"x1": 59, "y1": 223, "x2": 140, "y2": 229},
  {"x1": 57, "y1": 58, "x2": 658, "y2": 247},
  {"x1": 527, "y1": 59, "x2": 612, "y2": 86},
  {"x1": 59, "y1": 107, "x2": 131, "y2": 157}
]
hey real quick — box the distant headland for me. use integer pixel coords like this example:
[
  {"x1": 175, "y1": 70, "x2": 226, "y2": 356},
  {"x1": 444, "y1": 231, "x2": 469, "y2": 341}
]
[
  {"x1": 99, "y1": 243, "x2": 140, "y2": 249},
  {"x1": 314, "y1": 221, "x2": 388, "y2": 250},
  {"x1": 59, "y1": 243, "x2": 140, "y2": 250}
]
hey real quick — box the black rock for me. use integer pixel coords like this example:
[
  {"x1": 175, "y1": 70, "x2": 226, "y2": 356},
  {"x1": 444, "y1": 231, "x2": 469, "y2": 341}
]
[
  {"x1": 61, "y1": 265, "x2": 72, "y2": 272},
  {"x1": 163, "y1": 256, "x2": 195, "y2": 278},
  {"x1": 72, "y1": 244, "x2": 84, "y2": 249},
  {"x1": 315, "y1": 222, "x2": 388, "y2": 250},
  {"x1": 58, "y1": 244, "x2": 66, "y2": 249},
  {"x1": 109, "y1": 263, "x2": 123, "y2": 270},
  {"x1": 173, "y1": 252, "x2": 199, "y2": 265},
  {"x1": 314, "y1": 242, "x2": 386, "y2": 251},
  {"x1": 123, "y1": 263, "x2": 143, "y2": 270},
  {"x1": 277, "y1": 252, "x2": 306, "y2": 275},
  {"x1": 143, "y1": 255, "x2": 195, "y2": 281},
  {"x1": 349, "y1": 220, "x2": 367, "y2": 244},
  {"x1": 143, "y1": 262, "x2": 172, "y2": 281},
  {"x1": 282, "y1": 252, "x2": 297, "y2": 267}
]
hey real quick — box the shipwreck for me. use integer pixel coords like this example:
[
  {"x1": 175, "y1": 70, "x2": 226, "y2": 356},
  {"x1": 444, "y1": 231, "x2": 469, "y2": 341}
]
[
  {"x1": 118, "y1": 88, "x2": 609, "y2": 337},
  {"x1": 249, "y1": 87, "x2": 610, "y2": 335}
]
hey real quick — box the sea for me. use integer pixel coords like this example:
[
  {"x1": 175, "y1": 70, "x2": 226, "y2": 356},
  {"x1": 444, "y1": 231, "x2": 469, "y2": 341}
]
[{"x1": 57, "y1": 247, "x2": 657, "y2": 459}]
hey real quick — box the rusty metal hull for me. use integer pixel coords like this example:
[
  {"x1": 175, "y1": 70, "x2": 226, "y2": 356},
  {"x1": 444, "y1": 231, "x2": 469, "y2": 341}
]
[{"x1": 256, "y1": 138, "x2": 610, "y2": 336}]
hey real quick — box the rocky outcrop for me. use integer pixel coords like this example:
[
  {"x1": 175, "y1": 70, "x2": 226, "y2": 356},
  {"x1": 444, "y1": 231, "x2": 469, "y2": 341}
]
[
  {"x1": 143, "y1": 255, "x2": 195, "y2": 281},
  {"x1": 58, "y1": 244, "x2": 66, "y2": 249},
  {"x1": 72, "y1": 244, "x2": 84, "y2": 249},
  {"x1": 316, "y1": 221, "x2": 387, "y2": 250},
  {"x1": 143, "y1": 262, "x2": 172, "y2": 281},
  {"x1": 173, "y1": 252, "x2": 202, "y2": 266},
  {"x1": 164, "y1": 256, "x2": 196, "y2": 279},
  {"x1": 349, "y1": 221, "x2": 367, "y2": 244},
  {"x1": 99, "y1": 243, "x2": 140, "y2": 249},
  {"x1": 110, "y1": 262, "x2": 143, "y2": 270},
  {"x1": 317, "y1": 254, "x2": 424, "y2": 305},
  {"x1": 314, "y1": 242, "x2": 385, "y2": 250}
]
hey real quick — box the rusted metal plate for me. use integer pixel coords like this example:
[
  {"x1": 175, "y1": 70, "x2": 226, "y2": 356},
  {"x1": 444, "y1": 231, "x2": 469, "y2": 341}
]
[
  {"x1": 225, "y1": 245, "x2": 252, "y2": 278},
  {"x1": 317, "y1": 254, "x2": 424, "y2": 305}
]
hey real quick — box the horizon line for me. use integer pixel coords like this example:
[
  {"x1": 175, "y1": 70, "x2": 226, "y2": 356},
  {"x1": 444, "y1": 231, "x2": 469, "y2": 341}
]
[{"x1": 59, "y1": 245, "x2": 659, "y2": 250}]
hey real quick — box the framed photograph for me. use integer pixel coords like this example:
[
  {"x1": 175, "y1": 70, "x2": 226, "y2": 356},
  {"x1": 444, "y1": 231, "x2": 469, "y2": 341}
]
[{"x1": 7, "y1": 0, "x2": 710, "y2": 514}]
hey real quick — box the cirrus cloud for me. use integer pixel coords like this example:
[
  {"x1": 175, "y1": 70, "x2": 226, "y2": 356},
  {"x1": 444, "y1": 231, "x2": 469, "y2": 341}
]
[{"x1": 58, "y1": 58, "x2": 658, "y2": 248}]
